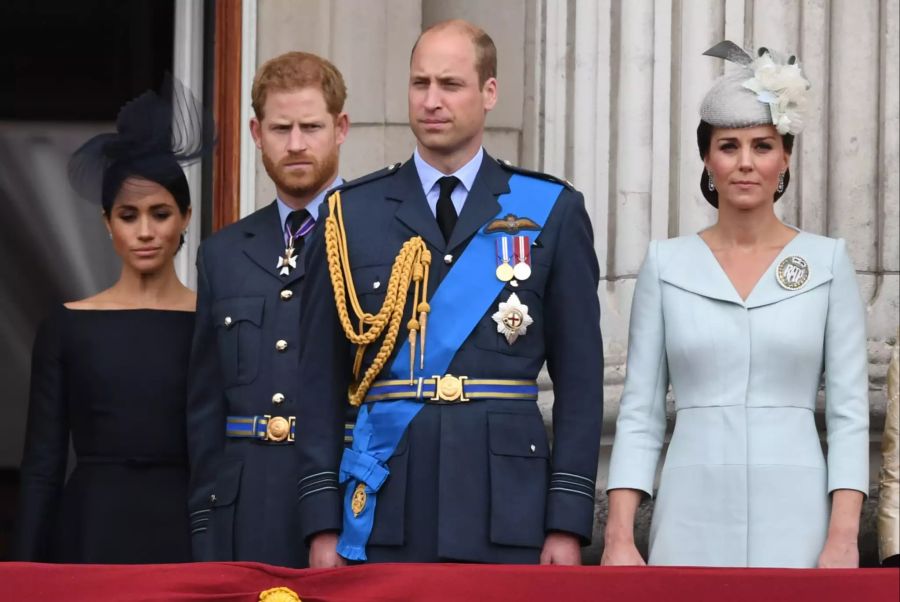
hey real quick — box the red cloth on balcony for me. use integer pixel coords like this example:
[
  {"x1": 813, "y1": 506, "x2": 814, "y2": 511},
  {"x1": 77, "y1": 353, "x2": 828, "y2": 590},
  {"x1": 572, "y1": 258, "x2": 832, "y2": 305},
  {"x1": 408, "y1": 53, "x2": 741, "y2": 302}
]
[{"x1": 1, "y1": 561, "x2": 896, "y2": 601}]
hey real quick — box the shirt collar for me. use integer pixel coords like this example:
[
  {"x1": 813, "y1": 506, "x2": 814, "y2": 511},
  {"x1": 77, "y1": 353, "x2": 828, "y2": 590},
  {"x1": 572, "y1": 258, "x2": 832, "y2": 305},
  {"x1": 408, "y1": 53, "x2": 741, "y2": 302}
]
[
  {"x1": 275, "y1": 175, "x2": 343, "y2": 230},
  {"x1": 413, "y1": 147, "x2": 483, "y2": 196}
]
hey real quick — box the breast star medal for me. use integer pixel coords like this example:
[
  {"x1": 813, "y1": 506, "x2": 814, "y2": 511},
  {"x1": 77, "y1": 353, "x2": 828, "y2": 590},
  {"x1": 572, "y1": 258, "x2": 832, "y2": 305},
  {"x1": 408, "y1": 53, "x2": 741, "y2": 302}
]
[
  {"x1": 492, "y1": 292, "x2": 533, "y2": 345},
  {"x1": 277, "y1": 246, "x2": 297, "y2": 276},
  {"x1": 776, "y1": 255, "x2": 810, "y2": 290}
]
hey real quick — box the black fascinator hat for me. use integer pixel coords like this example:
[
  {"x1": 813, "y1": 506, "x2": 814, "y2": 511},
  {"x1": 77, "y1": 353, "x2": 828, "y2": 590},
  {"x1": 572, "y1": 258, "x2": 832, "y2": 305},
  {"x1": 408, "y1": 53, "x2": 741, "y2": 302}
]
[{"x1": 68, "y1": 74, "x2": 213, "y2": 214}]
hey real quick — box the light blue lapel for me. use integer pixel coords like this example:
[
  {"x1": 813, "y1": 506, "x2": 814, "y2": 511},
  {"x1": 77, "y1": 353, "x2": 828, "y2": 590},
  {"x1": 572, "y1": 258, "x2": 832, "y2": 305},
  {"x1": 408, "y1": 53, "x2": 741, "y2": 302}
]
[
  {"x1": 658, "y1": 232, "x2": 835, "y2": 308},
  {"x1": 745, "y1": 232, "x2": 834, "y2": 308},
  {"x1": 659, "y1": 235, "x2": 745, "y2": 305}
]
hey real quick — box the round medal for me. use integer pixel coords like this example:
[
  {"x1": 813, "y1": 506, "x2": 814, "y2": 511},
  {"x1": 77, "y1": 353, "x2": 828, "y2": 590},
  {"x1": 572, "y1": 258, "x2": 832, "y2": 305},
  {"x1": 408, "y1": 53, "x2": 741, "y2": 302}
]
[
  {"x1": 513, "y1": 262, "x2": 532, "y2": 281},
  {"x1": 776, "y1": 255, "x2": 810, "y2": 290},
  {"x1": 496, "y1": 262, "x2": 514, "y2": 282}
]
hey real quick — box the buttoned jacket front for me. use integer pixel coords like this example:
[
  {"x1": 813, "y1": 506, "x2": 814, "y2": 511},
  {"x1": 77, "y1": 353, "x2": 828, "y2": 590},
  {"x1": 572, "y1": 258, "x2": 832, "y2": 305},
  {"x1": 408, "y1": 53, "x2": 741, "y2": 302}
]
[
  {"x1": 295, "y1": 154, "x2": 604, "y2": 563},
  {"x1": 187, "y1": 202, "x2": 314, "y2": 567},
  {"x1": 607, "y1": 231, "x2": 870, "y2": 567}
]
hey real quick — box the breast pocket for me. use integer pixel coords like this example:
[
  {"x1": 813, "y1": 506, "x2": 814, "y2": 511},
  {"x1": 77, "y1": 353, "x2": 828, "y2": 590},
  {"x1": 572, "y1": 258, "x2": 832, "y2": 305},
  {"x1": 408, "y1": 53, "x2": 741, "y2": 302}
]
[
  {"x1": 350, "y1": 263, "x2": 392, "y2": 316},
  {"x1": 212, "y1": 296, "x2": 265, "y2": 388}
]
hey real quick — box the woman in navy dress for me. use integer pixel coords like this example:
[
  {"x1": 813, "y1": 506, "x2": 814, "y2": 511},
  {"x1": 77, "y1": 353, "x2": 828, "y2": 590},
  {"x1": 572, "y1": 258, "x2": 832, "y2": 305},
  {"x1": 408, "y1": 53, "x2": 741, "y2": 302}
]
[{"x1": 13, "y1": 78, "x2": 208, "y2": 563}]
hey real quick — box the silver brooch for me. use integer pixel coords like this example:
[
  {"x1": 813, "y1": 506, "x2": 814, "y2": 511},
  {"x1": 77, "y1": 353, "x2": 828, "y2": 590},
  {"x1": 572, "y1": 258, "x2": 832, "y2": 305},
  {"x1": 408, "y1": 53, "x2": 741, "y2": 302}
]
[{"x1": 776, "y1": 255, "x2": 810, "y2": 290}]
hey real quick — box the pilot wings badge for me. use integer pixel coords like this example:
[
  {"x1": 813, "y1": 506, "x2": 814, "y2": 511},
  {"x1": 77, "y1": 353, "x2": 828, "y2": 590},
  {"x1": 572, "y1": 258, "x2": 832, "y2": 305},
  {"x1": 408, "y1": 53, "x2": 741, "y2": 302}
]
[
  {"x1": 492, "y1": 292, "x2": 533, "y2": 345},
  {"x1": 484, "y1": 213, "x2": 542, "y2": 235}
]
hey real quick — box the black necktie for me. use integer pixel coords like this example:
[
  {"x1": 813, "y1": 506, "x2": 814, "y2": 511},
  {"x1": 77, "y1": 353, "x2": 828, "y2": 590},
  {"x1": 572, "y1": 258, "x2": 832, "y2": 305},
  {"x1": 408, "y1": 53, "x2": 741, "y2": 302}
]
[
  {"x1": 435, "y1": 176, "x2": 460, "y2": 243},
  {"x1": 286, "y1": 209, "x2": 312, "y2": 251}
]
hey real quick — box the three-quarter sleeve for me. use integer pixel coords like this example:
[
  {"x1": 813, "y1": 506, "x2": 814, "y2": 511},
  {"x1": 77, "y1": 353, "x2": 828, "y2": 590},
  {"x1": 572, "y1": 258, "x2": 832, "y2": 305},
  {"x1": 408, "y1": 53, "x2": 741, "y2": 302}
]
[
  {"x1": 607, "y1": 240, "x2": 669, "y2": 497},
  {"x1": 823, "y1": 239, "x2": 870, "y2": 495},
  {"x1": 12, "y1": 310, "x2": 69, "y2": 561}
]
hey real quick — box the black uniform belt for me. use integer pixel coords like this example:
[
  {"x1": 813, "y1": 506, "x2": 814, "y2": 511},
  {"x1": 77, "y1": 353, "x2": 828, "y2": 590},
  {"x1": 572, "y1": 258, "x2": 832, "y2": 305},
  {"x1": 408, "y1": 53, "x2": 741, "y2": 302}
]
[
  {"x1": 226, "y1": 416, "x2": 356, "y2": 444},
  {"x1": 364, "y1": 376, "x2": 539, "y2": 404}
]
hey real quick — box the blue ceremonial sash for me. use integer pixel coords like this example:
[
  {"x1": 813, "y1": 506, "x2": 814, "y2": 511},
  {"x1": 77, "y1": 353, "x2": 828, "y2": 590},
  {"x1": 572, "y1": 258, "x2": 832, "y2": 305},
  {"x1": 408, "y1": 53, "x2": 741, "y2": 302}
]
[{"x1": 336, "y1": 174, "x2": 564, "y2": 560}]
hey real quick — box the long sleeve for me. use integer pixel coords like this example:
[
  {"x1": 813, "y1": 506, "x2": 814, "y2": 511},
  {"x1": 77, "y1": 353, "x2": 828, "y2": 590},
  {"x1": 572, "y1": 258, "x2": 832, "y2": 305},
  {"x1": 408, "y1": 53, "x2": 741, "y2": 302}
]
[
  {"x1": 12, "y1": 311, "x2": 68, "y2": 561},
  {"x1": 185, "y1": 244, "x2": 226, "y2": 559},
  {"x1": 542, "y1": 191, "x2": 604, "y2": 542},
  {"x1": 607, "y1": 240, "x2": 669, "y2": 497},
  {"x1": 823, "y1": 239, "x2": 870, "y2": 495},
  {"x1": 294, "y1": 212, "x2": 349, "y2": 543}
]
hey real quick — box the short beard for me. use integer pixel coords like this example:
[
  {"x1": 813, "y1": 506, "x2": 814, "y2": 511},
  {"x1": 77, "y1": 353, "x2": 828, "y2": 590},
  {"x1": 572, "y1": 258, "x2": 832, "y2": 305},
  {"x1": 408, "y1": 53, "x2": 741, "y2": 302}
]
[{"x1": 262, "y1": 147, "x2": 339, "y2": 203}]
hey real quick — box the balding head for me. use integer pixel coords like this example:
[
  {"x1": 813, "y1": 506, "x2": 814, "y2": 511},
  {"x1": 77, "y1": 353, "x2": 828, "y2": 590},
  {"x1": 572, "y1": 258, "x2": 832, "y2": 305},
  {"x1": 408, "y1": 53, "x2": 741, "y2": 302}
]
[{"x1": 411, "y1": 19, "x2": 497, "y2": 88}]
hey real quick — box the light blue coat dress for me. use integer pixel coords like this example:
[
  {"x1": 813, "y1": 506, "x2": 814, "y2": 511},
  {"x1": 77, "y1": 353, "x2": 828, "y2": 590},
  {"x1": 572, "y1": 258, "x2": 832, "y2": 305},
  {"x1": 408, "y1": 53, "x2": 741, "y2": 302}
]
[{"x1": 607, "y1": 231, "x2": 869, "y2": 567}]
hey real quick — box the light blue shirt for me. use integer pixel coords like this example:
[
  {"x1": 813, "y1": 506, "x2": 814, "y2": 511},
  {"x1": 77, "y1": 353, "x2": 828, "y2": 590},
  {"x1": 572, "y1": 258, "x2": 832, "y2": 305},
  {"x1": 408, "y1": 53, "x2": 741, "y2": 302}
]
[
  {"x1": 275, "y1": 175, "x2": 343, "y2": 233},
  {"x1": 413, "y1": 147, "x2": 484, "y2": 217}
]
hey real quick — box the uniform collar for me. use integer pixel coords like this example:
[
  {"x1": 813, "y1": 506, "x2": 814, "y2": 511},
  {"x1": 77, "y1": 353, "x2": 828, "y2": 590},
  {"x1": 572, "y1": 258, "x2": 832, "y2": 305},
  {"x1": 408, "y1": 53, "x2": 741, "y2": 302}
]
[
  {"x1": 275, "y1": 175, "x2": 343, "y2": 230},
  {"x1": 413, "y1": 146, "x2": 483, "y2": 198}
]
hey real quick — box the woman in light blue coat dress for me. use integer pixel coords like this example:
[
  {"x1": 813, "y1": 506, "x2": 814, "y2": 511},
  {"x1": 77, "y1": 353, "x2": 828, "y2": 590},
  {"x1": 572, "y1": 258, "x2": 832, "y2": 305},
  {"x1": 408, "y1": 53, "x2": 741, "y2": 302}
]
[{"x1": 602, "y1": 42, "x2": 869, "y2": 568}]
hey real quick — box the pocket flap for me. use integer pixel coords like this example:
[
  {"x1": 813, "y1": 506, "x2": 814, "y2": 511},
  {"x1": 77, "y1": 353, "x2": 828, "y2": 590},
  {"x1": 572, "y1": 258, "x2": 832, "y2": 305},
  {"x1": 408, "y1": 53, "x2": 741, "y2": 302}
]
[
  {"x1": 212, "y1": 296, "x2": 265, "y2": 327},
  {"x1": 212, "y1": 459, "x2": 244, "y2": 506},
  {"x1": 488, "y1": 412, "x2": 549, "y2": 458}
]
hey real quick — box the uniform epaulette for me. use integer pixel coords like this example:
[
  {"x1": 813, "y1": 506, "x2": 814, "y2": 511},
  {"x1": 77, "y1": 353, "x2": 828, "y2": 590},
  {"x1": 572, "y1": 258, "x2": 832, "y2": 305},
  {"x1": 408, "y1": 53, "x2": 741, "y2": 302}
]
[
  {"x1": 334, "y1": 162, "x2": 402, "y2": 193},
  {"x1": 495, "y1": 158, "x2": 575, "y2": 191}
]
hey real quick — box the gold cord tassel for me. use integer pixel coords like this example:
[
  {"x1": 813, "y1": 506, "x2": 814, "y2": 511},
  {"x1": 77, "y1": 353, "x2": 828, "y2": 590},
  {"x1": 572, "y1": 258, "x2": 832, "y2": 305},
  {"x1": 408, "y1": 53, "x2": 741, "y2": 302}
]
[{"x1": 324, "y1": 190, "x2": 433, "y2": 406}]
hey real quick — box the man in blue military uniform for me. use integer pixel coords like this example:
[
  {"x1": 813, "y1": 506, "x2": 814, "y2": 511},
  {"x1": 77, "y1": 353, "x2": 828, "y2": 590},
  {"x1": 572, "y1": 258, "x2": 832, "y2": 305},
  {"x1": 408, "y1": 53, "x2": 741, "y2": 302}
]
[
  {"x1": 296, "y1": 20, "x2": 602, "y2": 566},
  {"x1": 187, "y1": 52, "x2": 349, "y2": 567}
]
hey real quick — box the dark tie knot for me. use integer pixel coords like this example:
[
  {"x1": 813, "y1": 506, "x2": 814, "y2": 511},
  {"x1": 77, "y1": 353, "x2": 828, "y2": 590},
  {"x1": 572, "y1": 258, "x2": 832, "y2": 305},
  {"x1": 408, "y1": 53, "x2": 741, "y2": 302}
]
[
  {"x1": 438, "y1": 176, "x2": 460, "y2": 198},
  {"x1": 287, "y1": 209, "x2": 311, "y2": 235}
]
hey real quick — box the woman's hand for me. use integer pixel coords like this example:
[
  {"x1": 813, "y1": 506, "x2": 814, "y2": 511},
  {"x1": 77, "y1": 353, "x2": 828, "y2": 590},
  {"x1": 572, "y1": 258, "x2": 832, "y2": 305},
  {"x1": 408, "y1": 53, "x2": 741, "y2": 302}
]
[
  {"x1": 600, "y1": 539, "x2": 646, "y2": 566},
  {"x1": 817, "y1": 533, "x2": 859, "y2": 568},
  {"x1": 602, "y1": 488, "x2": 646, "y2": 566},
  {"x1": 817, "y1": 488, "x2": 864, "y2": 568}
]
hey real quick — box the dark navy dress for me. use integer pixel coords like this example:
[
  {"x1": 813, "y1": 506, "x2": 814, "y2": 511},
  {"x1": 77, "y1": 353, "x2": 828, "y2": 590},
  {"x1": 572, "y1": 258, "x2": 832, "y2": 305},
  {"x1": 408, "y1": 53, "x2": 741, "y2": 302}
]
[{"x1": 13, "y1": 307, "x2": 193, "y2": 563}]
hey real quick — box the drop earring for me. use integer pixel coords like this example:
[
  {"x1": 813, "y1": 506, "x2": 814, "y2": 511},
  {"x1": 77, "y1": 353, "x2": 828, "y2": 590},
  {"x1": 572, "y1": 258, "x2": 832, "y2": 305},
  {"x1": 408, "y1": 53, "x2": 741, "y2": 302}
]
[
  {"x1": 707, "y1": 169, "x2": 715, "y2": 191},
  {"x1": 777, "y1": 171, "x2": 785, "y2": 193}
]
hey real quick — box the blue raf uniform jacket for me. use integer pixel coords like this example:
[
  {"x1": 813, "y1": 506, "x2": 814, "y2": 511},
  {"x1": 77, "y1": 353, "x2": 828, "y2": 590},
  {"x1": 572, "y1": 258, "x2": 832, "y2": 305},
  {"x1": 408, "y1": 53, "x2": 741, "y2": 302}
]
[
  {"x1": 294, "y1": 154, "x2": 604, "y2": 563},
  {"x1": 187, "y1": 202, "x2": 320, "y2": 567}
]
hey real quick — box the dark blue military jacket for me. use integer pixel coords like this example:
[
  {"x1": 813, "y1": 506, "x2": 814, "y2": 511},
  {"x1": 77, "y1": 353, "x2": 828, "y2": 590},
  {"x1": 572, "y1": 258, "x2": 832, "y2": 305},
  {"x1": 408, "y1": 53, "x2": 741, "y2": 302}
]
[
  {"x1": 295, "y1": 154, "x2": 603, "y2": 563},
  {"x1": 187, "y1": 202, "x2": 315, "y2": 567}
]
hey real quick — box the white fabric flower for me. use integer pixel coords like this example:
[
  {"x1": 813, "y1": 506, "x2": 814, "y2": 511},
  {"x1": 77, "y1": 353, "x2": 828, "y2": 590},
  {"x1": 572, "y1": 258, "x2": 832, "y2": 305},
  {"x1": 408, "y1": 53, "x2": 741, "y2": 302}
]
[{"x1": 742, "y1": 52, "x2": 810, "y2": 135}]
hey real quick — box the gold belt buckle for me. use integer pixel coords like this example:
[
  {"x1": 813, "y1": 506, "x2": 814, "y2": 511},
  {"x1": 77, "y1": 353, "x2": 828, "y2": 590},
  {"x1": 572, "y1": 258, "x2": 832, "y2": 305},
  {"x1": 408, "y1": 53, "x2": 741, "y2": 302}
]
[
  {"x1": 264, "y1": 415, "x2": 295, "y2": 442},
  {"x1": 430, "y1": 374, "x2": 469, "y2": 403}
]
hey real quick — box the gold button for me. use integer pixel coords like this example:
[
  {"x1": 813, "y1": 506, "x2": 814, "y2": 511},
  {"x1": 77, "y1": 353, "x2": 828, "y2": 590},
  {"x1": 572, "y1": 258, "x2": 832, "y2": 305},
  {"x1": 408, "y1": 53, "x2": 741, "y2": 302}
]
[
  {"x1": 280, "y1": 289, "x2": 293, "y2": 300},
  {"x1": 272, "y1": 393, "x2": 285, "y2": 405},
  {"x1": 266, "y1": 416, "x2": 290, "y2": 442},
  {"x1": 224, "y1": 316, "x2": 233, "y2": 327},
  {"x1": 443, "y1": 254, "x2": 453, "y2": 264},
  {"x1": 275, "y1": 339, "x2": 288, "y2": 351}
]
